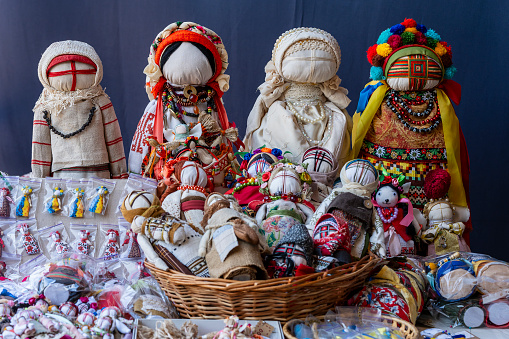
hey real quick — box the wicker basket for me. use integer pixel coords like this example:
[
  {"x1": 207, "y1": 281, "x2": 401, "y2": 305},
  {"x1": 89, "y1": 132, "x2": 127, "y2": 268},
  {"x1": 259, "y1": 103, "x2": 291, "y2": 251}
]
[
  {"x1": 283, "y1": 314, "x2": 420, "y2": 339},
  {"x1": 145, "y1": 254, "x2": 381, "y2": 322}
]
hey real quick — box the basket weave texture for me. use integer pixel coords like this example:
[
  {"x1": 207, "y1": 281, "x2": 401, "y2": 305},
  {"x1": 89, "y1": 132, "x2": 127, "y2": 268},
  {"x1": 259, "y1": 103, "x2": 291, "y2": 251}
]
[
  {"x1": 145, "y1": 254, "x2": 381, "y2": 322},
  {"x1": 283, "y1": 314, "x2": 420, "y2": 339}
]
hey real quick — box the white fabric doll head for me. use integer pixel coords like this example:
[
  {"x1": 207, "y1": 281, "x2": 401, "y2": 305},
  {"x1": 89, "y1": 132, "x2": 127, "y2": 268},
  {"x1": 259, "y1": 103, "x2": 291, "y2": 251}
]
[
  {"x1": 301, "y1": 146, "x2": 338, "y2": 186},
  {"x1": 161, "y1": 42, "x2": 214, "y2": 86},
  {"x1": 179, "y1": 161, "x2": 208, "y2": 187}
]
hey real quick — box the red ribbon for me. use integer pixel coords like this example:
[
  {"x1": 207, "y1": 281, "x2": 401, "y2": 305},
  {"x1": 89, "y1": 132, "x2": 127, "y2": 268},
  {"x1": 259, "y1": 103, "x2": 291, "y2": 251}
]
[{"x1": 438, "y1": 79, "x2": 462, "y2": 106}]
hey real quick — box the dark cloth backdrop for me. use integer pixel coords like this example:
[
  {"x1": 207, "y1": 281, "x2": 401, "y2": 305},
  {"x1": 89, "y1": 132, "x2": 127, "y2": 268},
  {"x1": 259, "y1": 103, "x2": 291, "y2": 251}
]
[{"x1": 0, "y1": 0, "x2": 507, "y2": 259}]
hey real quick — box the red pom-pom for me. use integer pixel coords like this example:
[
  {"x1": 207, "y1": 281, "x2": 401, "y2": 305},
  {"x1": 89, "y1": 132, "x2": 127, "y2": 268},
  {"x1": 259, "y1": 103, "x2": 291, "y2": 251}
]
[
  {"x1": 414, "y1": 31, "x2": 427, "y2": 45},
  {"x1": 388, "y1": 35, "x2": 402, "y2": 49},
  {"x1": 401, "y1": 18, "x2": 417, "y2": 28},
  {"x1": 423, "y1": 169, "x2": 451, "y2": 199},
  {"x1": 80, "y1": 297, "x2": 89, "y2": 303},
  {"x1": 28, "y1": 297, "x2": 36, "y2": 305},
  {"x1": 295, "y1": 264, "x2": 315, "y2": 277},
  {"x1": 366, "y1": 45, "x2": 378, "y2": 65}
]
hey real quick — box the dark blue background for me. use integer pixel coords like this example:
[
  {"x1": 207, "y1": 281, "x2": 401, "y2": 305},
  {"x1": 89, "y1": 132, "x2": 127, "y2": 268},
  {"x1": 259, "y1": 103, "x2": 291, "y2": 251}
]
[{"x1": 0, "y1": 1, "x2": 507, "y2": 259}]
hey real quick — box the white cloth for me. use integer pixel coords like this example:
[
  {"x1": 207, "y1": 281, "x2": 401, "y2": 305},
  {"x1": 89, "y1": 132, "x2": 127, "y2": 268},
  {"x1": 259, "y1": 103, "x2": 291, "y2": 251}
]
[{"x1": 162, "y1": 42, "x2": 213, "y2": 86}]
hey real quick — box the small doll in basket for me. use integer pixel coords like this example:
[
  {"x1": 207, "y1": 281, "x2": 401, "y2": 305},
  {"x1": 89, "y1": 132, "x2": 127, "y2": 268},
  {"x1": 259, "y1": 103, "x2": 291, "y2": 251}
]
[
  {"x1": 48, "y1": 231, "x2": 70, "y2": 255},
  {"x1": 308, "y1": 159, "x2": 386, "y2": 259},
  {"x1": 312, "y1": 213, "x2": 352, "y2": 269},
  {"x1": 418, "y1": 169, "x2": 470, "y2": 256},
  {"x1": 255, "y1": 160, "x2": 315, "y2": 251},
  {"x1": 159, "y1": 157, "x2": 212, "y2": 229},
  {"x1": 372, "y1": 168, "x2": 421, "y2": 257},
  {"x1": 199, "y1": 193, "x2": 269, "y2": 280},
  {"x1": 301, "y1": 146, "x2": 339, "y2": 207}
]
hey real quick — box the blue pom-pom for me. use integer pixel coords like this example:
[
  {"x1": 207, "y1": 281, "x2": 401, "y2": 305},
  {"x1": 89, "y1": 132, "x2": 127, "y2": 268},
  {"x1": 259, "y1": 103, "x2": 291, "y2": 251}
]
[
  {"x1": 444, "y1": 66, "x2": 457, "y2": 79},
  {"x1": 416, "y1": 24, "x2": 427, "y2": 34},
  {"x1": 390, "y1": 24, "x2": 405, "y2": 35},
  {"x1": 377, "y1": 28, "x2": 392, "y2": 44},
  {"x1": 425, "y1": 29, "x2": 441, "y2": 41},
  {"x1": 370, "y1": 66, "x2": 384, "y2": 80}
]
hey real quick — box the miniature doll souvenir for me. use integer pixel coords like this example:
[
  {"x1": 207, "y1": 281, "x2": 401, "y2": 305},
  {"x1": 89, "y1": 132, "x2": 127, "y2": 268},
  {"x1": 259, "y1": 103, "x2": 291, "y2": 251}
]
[
  {"x1": 301, "y1": 146, "x2": 339, "y2": 206},
  {"x1": 308, "y1": 159, "x2": 386, "y2": 259},
  {"x1": 32, "y1": 40, "x2": 127, "y2": 179},
  {"x1": 419, "y1": 169, "x2": 470, "y2": 256},
  {"x1": 352, "y1": 18, "x2": 471, "y2": 242},
  {"x1": 89, "y1": 186, "x2": 109, "y2": 214},
  {"x1": 102, "y1": 229, "x2": 120, "y2": 259},
  {"x1": 373, "y1": 168, "x2": 421, "y2": 257},
  {"x1": 76, "y1": 230, "x2": 94, "y2": 255},
  {"x1": 312, "y1": 213, "x2": 352, "y2": 267},
  {"x1": 15, "y1": 186, "x2": 32, "y2": 218},
  {"x1": 0, "y1": 188, "x2": 14, "y2": 218},
  {"x1": 199, "y1": 193, "x2": 269, "y2": 280},
  {"x1": 70, "y1": 187, "x2": 85, "y2": 218},
  {"x1": 122, "y1": 230, "x2": 141, "y2": 259},
  {"x1": 48, "y1": 231, "x2": 70, "y2": 255},
  {"x1": 130, "y1": 21, "x2": 242, "y2": 182},
  {"x1": 255, "y1": 160, "x2": 315, "y2": 250},
  {"x1": 16, "y1": 224, "x2": 40, "y2": 255},
  {"x1": 46, "y1": 186, "x2": 64, "y2": 214},
  {"x1": 244, "y1": 27, "x2": 352, "y2": 167}
]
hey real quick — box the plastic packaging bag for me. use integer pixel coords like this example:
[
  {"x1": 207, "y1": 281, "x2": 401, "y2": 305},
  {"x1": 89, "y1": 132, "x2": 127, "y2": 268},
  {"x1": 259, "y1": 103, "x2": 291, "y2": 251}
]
[
  {"x1": 69, "y1": 223, "x2": 97, "y2": 257},
  {"x1": 44, "y1": 178, "x2": 66, "y2": 215},
  {"x1": 429, "y1": 298, "x2": 486, "y2": 328},
  {"x1": 0, "y1": 175, "x2": 18, "y2": 219},
  {"x1": 93, "y1": 258, "x2": 125, "y2": 288},
  {"x1": 18, "y1": 253, "x2": 50, "y2": 291},
  {"x1": 119, "y1": 217, "x2": 142, "y2": 259},
  {"x1": 38, "y1": 222, "x2": 71, "y2": 259},
  {"x1": 0, "y1": 252, "x2": 21, "y2": 281},
  {"x1": 0, "y1": 219, "x2": 17, "y2": 256},
  {"x1": 14, "y1": 177, "x2": 42, "y2": 219},
  {"x1": 15, "y1": 219, "x2": 41, "y2": 256},
  {"x1": 87, "y1": 178, "x2": 115, "y2": 215},
  {"x1": 64, "y1": 179, "x2": 92, "y2": 218},
  {"x1": 98, "y1": 223, "x2": 120, "y2": 260}
]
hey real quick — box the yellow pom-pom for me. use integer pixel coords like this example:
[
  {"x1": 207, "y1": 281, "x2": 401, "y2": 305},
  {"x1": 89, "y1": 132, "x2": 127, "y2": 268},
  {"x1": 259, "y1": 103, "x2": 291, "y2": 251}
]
[
  {"x1": 428, "y1": 263, "x2": 438, "y2": 271},
  {"x1": 435, "y1": 42, "x2": 447, "y2": 56},
  {"x1": 376, "y1": 43, "x2": 392, "y2": 58},
  {"x1": 404, "y1": 27, "x2": 418, "y2": 34}
]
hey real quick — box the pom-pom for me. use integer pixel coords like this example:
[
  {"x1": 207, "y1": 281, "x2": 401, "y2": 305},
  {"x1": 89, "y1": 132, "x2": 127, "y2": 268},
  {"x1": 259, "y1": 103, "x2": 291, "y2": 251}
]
[
  {"x1": 423, "y1": 169, "x2": 451, "y2": 199},
  {"x1": 425, "y1": 29, "x2": 441, "y2": 41},
  {"x1": 401, "y1": 31, "x2": 415, "y2": 45},
  {"x1": 372, "y1": 54, "x2": 385, "y2": 67},
  {"x1": 401, "y1": 18, "x2": 417, "y2": 28},
  {"x1": 387, "y1": 35, "x2": 402, "y2": 49},
  {"x1": 376, "y1": 43, "x2": 392, "y2": 57},
  {"x1": 441, "y1": 53, "x2": 453, "y2": 68},
  {"x1": 416, "y1": 24, "x2": 427, "y2": 34},
  {"x1": 390, "y1": 24, "x2": 405, "y2": 35},
  {"x1": 444, "y1": 66, "x2": 457, "y2": 79},
  {"x1": 377, "y1": 28, "x2": 392, "y2": 44},
  {"x1": 404, "y1": 27, "x2": 418, "y2": 34},
  {"x1": 271, "y1": 148, "x2": 282, "y2": 157},
  {"x1": 370, "y1": 66, "x2": 384, "y2": 80},
  {"x1": 80, "y1": 297, "x2": 89, "y2": 303},
  {"x1": 366, "y1": 44, "x2": 378, "y2": 65},
  {"x1": 414, "y1": 31, "x2": 427, "y2": 45},
  {"x1": 435, "y1": 42, "x2": 447, "y2": 56},
  {"x1": 426, "y1": 37, "x2": 438, "y2": 49},
  {"x1": 441, "y1": 41, "x2": 453, "y2": 56}
]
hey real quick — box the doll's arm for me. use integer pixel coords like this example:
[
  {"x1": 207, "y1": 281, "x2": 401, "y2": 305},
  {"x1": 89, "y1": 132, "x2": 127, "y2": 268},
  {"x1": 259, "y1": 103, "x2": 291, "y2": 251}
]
[
  {"x1": 452, "y1": 205, "x2": 470, "y2": 223},
  {"x1": 370, "y1": 211, "x2": 387, "y2": 258},
  {"x1": 255, "y1": 204, "x2": 268, "y2": 226},
  {"x1": 137, "y1": 234, "x2": 169, "y2": 271},
  {"x1": 96, "y1": 95, "x2": 127, "y2": 179},
  {"x1": 413, "y1": 208, "x2": 427, "y2": 231},
  {"x1": 297, "y1": 203, "x2": 315, "y2": 224},
  {"x1": 31, "y1": 109, "x2": 52, "y2": 177}
]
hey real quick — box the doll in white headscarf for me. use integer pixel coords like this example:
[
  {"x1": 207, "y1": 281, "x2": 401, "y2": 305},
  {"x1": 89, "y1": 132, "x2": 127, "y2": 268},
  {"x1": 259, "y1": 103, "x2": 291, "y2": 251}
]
[
  {"x1": 244, "y1": 27, "x2": 352, "y2": 168},
  {"x1": 308, "y1": 159, "x2": 386, "y2": 259},
  {"x1": 32, "y1": 40, "x2": 127, "y2": 179}
]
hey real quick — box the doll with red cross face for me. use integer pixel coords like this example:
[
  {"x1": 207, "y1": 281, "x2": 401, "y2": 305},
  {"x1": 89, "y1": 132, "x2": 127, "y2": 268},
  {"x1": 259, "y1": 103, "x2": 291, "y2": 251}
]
[{"x1": 32, "y1": 40, "x2": 127, "y2": 179}]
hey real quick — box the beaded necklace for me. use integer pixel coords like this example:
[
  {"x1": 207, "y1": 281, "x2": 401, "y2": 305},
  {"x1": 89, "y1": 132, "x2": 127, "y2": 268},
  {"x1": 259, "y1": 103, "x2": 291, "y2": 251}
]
[
  {"x1": 43, "y1": 107, "x2": 96, "y2": 139},
  {"x1": 377, "y1": 207, "x2": 399, "y2": 223},
  {"x1": 386, "y1": 89, "x2": 441, "y2": 133},
  {"x1": 177, "y1": 185, "x2": 207, "y2": 195},
  {"x1": 161, "y1": 83, "x2": 215, "y2": 124},
  {"x1": 286, "y1": 100, "x2": 332, "y2": 146}
]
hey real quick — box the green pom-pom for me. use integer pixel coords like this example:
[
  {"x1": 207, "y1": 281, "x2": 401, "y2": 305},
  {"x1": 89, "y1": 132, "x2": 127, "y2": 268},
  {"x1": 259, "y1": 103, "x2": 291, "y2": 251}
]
[
  {"x1": 401, "y1": 32, "x2": 415, "y2": 45},
  {"x1": 426, "y1": 37, "x2": 438, "y2": 49}
]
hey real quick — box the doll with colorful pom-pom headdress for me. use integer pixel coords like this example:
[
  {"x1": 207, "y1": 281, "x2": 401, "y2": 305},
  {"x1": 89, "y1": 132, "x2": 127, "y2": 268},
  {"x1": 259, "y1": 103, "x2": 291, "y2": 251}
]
[{"x1": 352, "y1": 18, "x2": 471, "y2": 246}]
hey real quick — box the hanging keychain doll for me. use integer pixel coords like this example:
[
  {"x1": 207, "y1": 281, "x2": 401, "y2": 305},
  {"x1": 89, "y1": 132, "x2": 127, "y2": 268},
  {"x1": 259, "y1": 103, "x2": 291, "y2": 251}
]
[
  {"x1": 122, "y1": 230, "x2": 141, "y2": 259},
  {"x1": 0, "y1": 188, "x2": 14, "y2": 218},
  {"x1": 69, "y1": 187, "x2": 85, "y2": 218},
  {"x1": 46, "y1": 187, "x2": 64, "y2": 214},
  {"x1": 89, "y1": 186, "x2": 109, "y2": 214},
  {"x1": 102, "y1": 229, "x2": 119, "y2": 259},
  {"x1": 16, "y1": 223, "x2": 41, "y2": 255},
  {"x1": 48, "y1": 231, "x2": 71, "y2": 255},
  {"x1": 16, "y1": 186, "x2": 33, "y2": 217},
  {"x1": 76, "y1": 230, "x2": 94, "y2": 256}
]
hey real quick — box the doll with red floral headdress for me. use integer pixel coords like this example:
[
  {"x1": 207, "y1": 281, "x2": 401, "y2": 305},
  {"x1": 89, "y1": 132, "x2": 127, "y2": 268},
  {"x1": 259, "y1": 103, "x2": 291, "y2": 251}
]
[
  {"x1": 352, "y1": 18, "x2": 471, "y2": 245},
  {"x1": 102, "y1": 229, "x2": 119, "y2": 259},
  {"x1": 129, "y1": 22, "x2": 242, "y2": 183}
]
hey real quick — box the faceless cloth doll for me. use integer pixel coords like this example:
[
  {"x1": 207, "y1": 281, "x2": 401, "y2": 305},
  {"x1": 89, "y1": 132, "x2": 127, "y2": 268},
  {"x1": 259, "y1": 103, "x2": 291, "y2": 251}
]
[
  {"x1": 199, "y1": 193, "x2": 269, "y2": 280},
  {"x1": 244, "y1": 27, "x2": 352, "y2": 168},
  {"x1": 301, "y1": 146, "x2": 339, "y2": 206},
  {"x1": 76, "y1": 230, "x2": 94, "y2": 255},
  {"x1": 255, "y1": 161, "x2": 315, "y2": 251},
  {"x1": 312, "y1": 213, "x2": 352, "y2": 268},
  {"x1": 102, "y1": 229, "x2": 120, "y2": 259},
  {"x1": 122, "y1": 229, "x2": 141, "y2": 259},
  {"x1": 48, "y1": 231, "x2": 70, "y2": 255},
  {"x1": 130, "y1": 22, "x2": 242, "y2": 181},
  {"x1": 32, "y1": 40, "x2": 127, "y2": 179},
  {"x1": 419, "y1": 169, "x2": 470, "y2": 256},
  {"x1": 352, "y1": 18, "x2": 471, "y2": 243},
  {"x1": 308, "y1": 159, "x2": 386, "y2": 259},
  {"x1": 16, "y1": 223, "x2": 40, "y2": 255},
  {"x1": 0, "y1": 188, "x2": 14, "y2": 218},
  {"x1": 373, "y1": 168, "x2": 420, "y2": 257}
]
